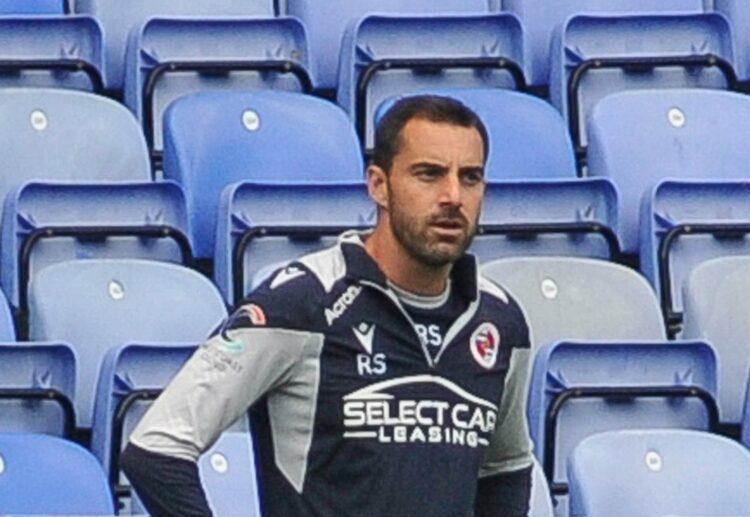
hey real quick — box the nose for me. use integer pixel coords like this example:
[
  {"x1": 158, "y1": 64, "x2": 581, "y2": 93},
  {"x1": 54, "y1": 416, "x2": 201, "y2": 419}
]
[{"x1": 439, "y1": 173, "x2": 463, "y2": 207}]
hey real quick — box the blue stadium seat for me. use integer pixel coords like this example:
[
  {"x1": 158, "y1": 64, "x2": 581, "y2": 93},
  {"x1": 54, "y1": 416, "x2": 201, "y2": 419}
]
[
  {"x1": 548, "y1": 13, "x2": 735, "y2": 161},
  {"x1": 285, "y1": 0, "x2": 488, "y2": 90},
  {"x1": 215, "y1": 182, "x2": 373, "y2": 304},
  {"x1": 586, "y1": 89, "x2": 750, "y2": 254},
  {"x1": 0, "y1": 433, "x2": 114, "y2": 514},
  {"x1": 0, "y1": 16, "x2": 103, "y2": 92},
  {"x1": 0, "y1": 0, "x2": 66, "y2": 14},
  {"x1": 502, "y1": 0, "x2": 706, "y2": 86},
  {"x1": 530, "y1": 457, "x2": 554, "y2": 517},
  {"x1": 75, "y1": 0, "x2": 275, "y2": 90},
  {"x1": 2, "y1": 181, "x2": 191, "y2": 316},
  {"x1": 568, "y1": 430, "x2": 750, "y2": 517},
  {"x1": 28, "y1": 259, "x2": 227, "y2": 428},
  {"x1": 640, "y1": 180, "x2": 750, "y2": 336},
  {"x1": 123, "y1": 17, "x2": 311, "y2": 162},
  {"x1": 715, "y1": 0, "x2": 750, "y2": 81},
  {"x1": 163, "y1": 90, "x2": 364, "y2": 259},
  {"x1": 377, "y1": 89, "x2": 577, "y2": 179},
  {"x1": 473, "y1": 179, "x2": 619, "y2": 263},
  {"x1": 0, "y1": 343, "x2": 76, "y2": 437},
  {"x1": 337, "y1": 14, "x2": 524, "y2": 148},
  {"x1": 682, "y1": 256, "x2": 750, "y2": 425}
]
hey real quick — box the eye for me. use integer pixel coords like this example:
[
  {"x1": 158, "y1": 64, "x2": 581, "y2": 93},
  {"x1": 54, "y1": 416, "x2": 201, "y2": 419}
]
[
  {"x1": 414, "y1": 166, "x2": 443, "y2": 181},
  {"x1": 461, "y1": 169, "x2": 485, "y2": 186}
]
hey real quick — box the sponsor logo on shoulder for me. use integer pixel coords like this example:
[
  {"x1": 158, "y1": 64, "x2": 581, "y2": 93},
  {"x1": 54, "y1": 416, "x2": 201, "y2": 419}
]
[
  {"x1": 470, "y1": 323, "x2": 500, "y2": 369},
  {"x1": 247, "y1": 303, "x2": 267, "y2": 326},
  {"x1": 270, "y1": 266, "x2": 306, "y2": 290},
  {"x1": 325, "y1": 285, "x2": 362, "y2": 326}
]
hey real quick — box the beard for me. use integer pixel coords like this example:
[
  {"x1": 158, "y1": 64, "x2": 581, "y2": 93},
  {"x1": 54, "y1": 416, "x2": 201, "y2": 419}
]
[{"x1": 388, "y1": 197, "x2": 478, "y2": 268}]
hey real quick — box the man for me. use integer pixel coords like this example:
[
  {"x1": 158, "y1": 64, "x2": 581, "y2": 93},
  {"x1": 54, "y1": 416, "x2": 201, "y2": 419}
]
[{"x1": 121, "y1": 95, "x2": 534, "y2": 516}]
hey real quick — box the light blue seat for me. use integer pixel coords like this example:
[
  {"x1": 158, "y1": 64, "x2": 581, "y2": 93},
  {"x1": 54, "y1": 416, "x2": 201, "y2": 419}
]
[
  {"x1": 549, "y1": 13, "x2": 735, "y2": 160},
  {"x1": 163, "y1": 90, "x2": 364, "y2": 259},
  {"x1": 0, "y1": 433, "x2": 114, "y2": 515},
  {"x1": 568, "y1": 430, "x2": 750, "y2": 517},
  {"x1": 215, "y1": 182, "x2": 373, "y2": 304},
  {"x1": 530, "y1": 456, "x2": 554, "y2": 517},
  {"x1": 0, "y1": 0, "x2": 66, "y2": 14},
  {"x1": 639, "y1": 180, "x2": 750, "y2": 335},
  {"x1": 743, "y1": 366, "x2": 750, "y2": 451},
  {"x1": 123, "y1": 17, "x2": 311, "y2": 161},
  {"x1": 377, "y1": 89, "x2": 577, "y2": 179},
  {"x1": 474, "y1": 179, "x2": 619, "y2": 263},
  {"x1": 682, "y1": 256, "x2": 750, "y2": 425},
  {"x1": 0, "y1": 343, "x2": 76, "y2": 437},
  {"x1": 715, "y1": 0, "x2": 750, "y2": 81},
  {"x1": 2, "y1": 181, "x2": 191, "y2": 315},
  {"x1": 75, "y1": 0, "x2": 274, "y2": 90},
  {"x1": 502, "y1": 0, "x2": 706, "y2": 86},
  {"x1": 586, "y1": 89, "x2": 750, "y2": 254},
  {"x1": 92, "y1": 343, "x2": 260, "y2": 517},
  {"x1": 286, "y1": 0, "x2": 488, "y2": 90},
  {"x1": 337, "y1": 13, "x2": 524, "y2": 148},
  {"x1": 28, "y1": 259, "x2": 227, "y2": 428},
  {"x1": 0, "y1": 16, "x2": 103, "y2": 92}
]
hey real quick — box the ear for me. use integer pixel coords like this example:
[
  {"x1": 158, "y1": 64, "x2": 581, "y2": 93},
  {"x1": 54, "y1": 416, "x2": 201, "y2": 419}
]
[{"x1": 367, "y1": 164, "x2": 389, "y2": 211}]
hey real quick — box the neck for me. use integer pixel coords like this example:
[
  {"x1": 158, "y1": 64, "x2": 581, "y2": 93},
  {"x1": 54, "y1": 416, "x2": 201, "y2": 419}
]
[{"x1": 364, "y1": 224, "x2": 452, "y2": 296}]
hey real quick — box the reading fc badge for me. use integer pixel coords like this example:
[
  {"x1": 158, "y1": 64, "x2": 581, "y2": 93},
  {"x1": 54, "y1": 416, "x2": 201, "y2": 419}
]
[{"x1": 470, "y1": 322, "x2": 500, "y2": 369}]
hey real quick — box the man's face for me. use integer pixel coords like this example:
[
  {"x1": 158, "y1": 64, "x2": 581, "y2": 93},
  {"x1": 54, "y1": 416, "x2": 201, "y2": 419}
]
[{"x1": 377, "y1": 118, "x2": 486, "y2": 267}]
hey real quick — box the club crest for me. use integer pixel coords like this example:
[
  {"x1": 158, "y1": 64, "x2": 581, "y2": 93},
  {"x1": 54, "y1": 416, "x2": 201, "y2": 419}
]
[{"x1": 470, "y1": 323, "x2": 500, "y2": 369}]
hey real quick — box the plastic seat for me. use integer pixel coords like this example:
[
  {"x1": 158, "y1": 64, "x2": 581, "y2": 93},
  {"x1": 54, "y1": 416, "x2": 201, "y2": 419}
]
[
  {"x1": 682, "y1": 256, "x2": 750, "y2": 425},
  {"x1": 0, "y1": 433, "x2": 114, "y2": 515},
  {"x1": 715, "y1": 0, "x2": 750, "y2": 81},
  {"x1": 568, "y1": 430, "x2": 750, "y2": 517},
  {"x1": 163, "y1": 90, "x2": 364, "y2": 259},
  {"x1": 549, "y1": 13, "x2": 735, "y2": 160},
  {"x1": 337, "y1": 13, "x2": 524, "y2": 148},
  {"x1": 2, "y1": 181, "x2": 191, "y2": 316},
  {"x1": 286, "y1": 0, "x2": 488, "y2": 90},
  {"x1": 123, "y1": 17, "x2": 311, "y2": 161},
  {"x1": 640, "y1": 180, "x2": 750, "y2": 336},
  {"x1": 586, "y1": 89, "x2": 750, "y2": 254},
  {"x1": 0, "y1": 0, "x2": 66, "y2": 14},
  {"x1": 0, "y1": 16, "x2": 103, "y2": 92},
  {"x1": 502, "y1": 0, "x2": 706, "y2": 86},
  {"x1": 75, "y1": 0, "x2": 274, "y2": 90},
  {"x1": 28, "y1": 259, "x2": 227, "y2": 428},
  {"x1": 215, "y1": 182, "x2": 373, "y2": 304},
  {"x1": 530, "y1": 456, "x2": 554, "y2": 517},
  {"x1": 377, "y1": 89, "x2": 577, "y2": 179}
]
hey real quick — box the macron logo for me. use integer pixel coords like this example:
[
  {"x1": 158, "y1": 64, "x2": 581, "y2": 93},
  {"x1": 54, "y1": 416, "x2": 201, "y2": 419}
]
[
  {"x1": 270, "y1": 266, "x2": 306, "y2": 290},
  {"x1": 352, "y1": 322, "x2": 375, "y2": 355},
  {"x1": 325, "y1": 285, "x2": 362, "y2": 326}
]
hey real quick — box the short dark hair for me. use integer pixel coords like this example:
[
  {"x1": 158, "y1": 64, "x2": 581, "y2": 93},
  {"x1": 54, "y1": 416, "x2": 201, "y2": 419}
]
[{"x1": 371, "y1": 95, "x2": 489, "y2": 172}]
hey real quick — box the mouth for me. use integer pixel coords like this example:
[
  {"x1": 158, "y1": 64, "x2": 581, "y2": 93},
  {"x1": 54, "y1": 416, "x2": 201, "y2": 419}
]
[{"x1": 429, "y1": 219, "x2": 466, "y2": 239}]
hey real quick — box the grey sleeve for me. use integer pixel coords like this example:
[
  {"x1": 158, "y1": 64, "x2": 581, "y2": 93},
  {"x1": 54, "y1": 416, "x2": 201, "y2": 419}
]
[
  {"x1": 128, "y1": 326, "x2": 323, "y2": 462},
  {"x1": 479, "y1": 346, "x2": 534, "y2": 477}
]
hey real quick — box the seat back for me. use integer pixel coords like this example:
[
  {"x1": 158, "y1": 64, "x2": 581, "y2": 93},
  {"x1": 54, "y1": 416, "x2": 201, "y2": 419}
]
[
  {"x1": 716, "y1": 0, "x2": 750, "y2": 80},
  {"x1": 163, "y1": 90, "x2": 364, "y2": 258},
  {"x1": 502, "y1": 0, "x2": 706, "y2": 85},
  {"x1": 530, "y1": 456, "x2": 554, "y2": 517},
  {"x1": 587, "y1": 89, "x2": 750, "y2": 253},
  {"x1": 124, "y1": 17, "x2": 310, "y2": 154},
  {"x1": 337, "y1": 13, "x2": 524, "y2": 148},
  {"x1": 0, "y1": 433, "x2": 114, "y2": 514},
  {"x1": 377, "y1": 89, "x2": 576, "y2": 179},
  {"x1": 0, "y1": 16, "x2": 103, "y2": 91},
  {"x1": 28, "y1": 259, "x2": 227, "y2": 427},
  {"x1": 0, "y1": 0, "x2": 66, "y2": 14},
  {"x1": 568, "y1": 429, "x2": 750, "y2": 517},
  {"x1": 286, "y1": 0, "x2": 487, "y2": 89},
  {"x1": 682, "y1": 255, "x2": 750, "y2": 424},
  {"x1": 75, "y1": 0, "x2": 274, "y2": 89},
  {"x1": 549, "y1": 13, "x2": 734, "y2": 155}
]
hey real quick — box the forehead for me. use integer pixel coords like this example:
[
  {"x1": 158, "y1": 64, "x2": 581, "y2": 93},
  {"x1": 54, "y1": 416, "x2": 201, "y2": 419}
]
[{"x1": 395, "y1": 118, "x2": 485, "y2": 166}]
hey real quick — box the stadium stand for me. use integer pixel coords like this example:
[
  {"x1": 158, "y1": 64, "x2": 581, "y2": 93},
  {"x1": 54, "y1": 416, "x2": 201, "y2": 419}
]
[
  {"x1": 74, "y1": 0, "x2": 275, "y2": 91},
  {"x1": 0, "y1": 0, "x2": 67, "y2": 14},
  {"x1": 568, "y1": 430, "x2": 750, "y2": 517},
  {"x1": 501, "y1": 0, "x2": 707, "y2": 87},
  {"x1": 337, "y1": 13, "x2": 525, "y2": 149},
  {"x1": 548, "y1": 13, "x2": 736, "y2": 163},
  {"x1": 123, "y1": 16, "x2": 311, "y2": 166},
  {"x1": 0, "y1": 15, "x2": 104, "y2": 92},
  {"x1": 162, "y1": 90, "x2": 364, "y2": 260},
  {"x1": 285, "y1": 0, "x2": 488, "y2": 91},
  {"x1": 586, "y1": 89, "x2": 750, "y2": 254},
  {"x1": 0, "y1": 433, "x2": 115, "y2": 515}
]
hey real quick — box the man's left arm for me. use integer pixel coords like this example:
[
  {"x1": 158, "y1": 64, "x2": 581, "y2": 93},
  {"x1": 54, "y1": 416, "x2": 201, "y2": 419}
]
[{"x1": 475, "y1": 330, "x2": 534, "y2": 517}]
